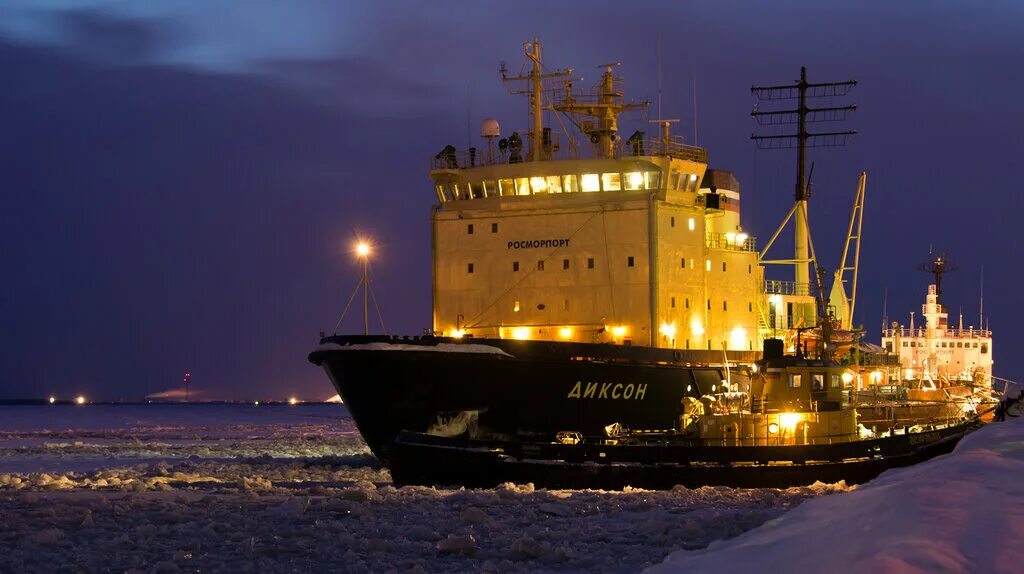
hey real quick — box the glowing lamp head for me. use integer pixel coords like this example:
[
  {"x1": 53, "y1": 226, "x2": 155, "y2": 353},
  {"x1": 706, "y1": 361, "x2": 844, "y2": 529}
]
[
  {"x1": 75, "y1": 395, "x2": 86, "y2": 405},
  {"x1": 690, "y1": 319, "x2": 705, "y2": 337},
  {"x1": 611, "y1": 325, "x2": 627, "y2": 338},
  {"x1": 254, "y1": 400, "x2": 260, "y2": 406},
  {"x1": 779, "y1": 412, "x2": 802, "y2": 432},
  {"x1": 558, "y1": 327, "x2": 573, "y2": 339},
  {"x1": 451, "y1": 329, "x2": 466, "y2": 339},
  {"x1": 841, "y1": 372, "x2": 855, "y2": 384},
  {"x1": 627, "y1": 172, "x2": 644, "y2": 188},
  {"x1": 355, "y1": 242, "x2": 370, "y2": 258},
  {"x1": 511, "y1": 327, "x2": 529, "y2": 340},
  {"x1": 288, "y1": 397, "x2": 298, "y2": 406},
  {"x1": 48, "y1": 396, "x2": 56, "y2": 404},
  {"x1": 659, "y1": 322, "x2": 677, "y2": 339}
]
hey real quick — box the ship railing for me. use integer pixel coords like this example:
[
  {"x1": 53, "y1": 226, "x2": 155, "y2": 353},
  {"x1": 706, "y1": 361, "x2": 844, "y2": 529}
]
[
  {"x1": 430, "y1": 132, "x2": 708, "y2": 170},
  {"x1": 763, "y1": 280, "x2": 810, "y2": 296},
  {"x1": 882, "y1": 327, "x2": 992, "y2": 339},
  {"x1": 705, "y1": 232, "x2": 757, "y2": 252}
]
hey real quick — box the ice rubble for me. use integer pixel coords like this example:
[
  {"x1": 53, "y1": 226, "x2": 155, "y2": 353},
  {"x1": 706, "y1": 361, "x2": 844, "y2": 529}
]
[
  {"x1": 648, "y1": 417, "x2": 1024, "y2": 574},
  {"x1": 0, "y1": 404, "x2": 846, "y2": 573}
]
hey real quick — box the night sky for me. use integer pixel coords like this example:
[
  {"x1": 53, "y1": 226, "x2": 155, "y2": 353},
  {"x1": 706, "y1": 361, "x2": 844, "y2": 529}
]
[{"x1": 1, "y1": 1, "x2": 1021, "y2": 400}]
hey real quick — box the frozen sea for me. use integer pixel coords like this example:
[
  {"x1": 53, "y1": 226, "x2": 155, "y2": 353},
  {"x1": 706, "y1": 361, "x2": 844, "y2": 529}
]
[{"x1": 0, "y1": 403, "x2": 848, "y2": 573}]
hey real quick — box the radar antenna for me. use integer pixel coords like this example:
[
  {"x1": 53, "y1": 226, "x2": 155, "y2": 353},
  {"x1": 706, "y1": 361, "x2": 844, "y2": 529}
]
[{"x1": 919, "y1": 253, "x2": 958, "y2": 305}]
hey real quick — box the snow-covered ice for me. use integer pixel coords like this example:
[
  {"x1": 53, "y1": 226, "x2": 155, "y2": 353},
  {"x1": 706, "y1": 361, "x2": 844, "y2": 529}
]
[
  {"x1": 648, "y1": 417, "x2": 1024, "y2": 574},
  {"x1": 0, "y1": 404, "x2": 849, "y2": 572}
]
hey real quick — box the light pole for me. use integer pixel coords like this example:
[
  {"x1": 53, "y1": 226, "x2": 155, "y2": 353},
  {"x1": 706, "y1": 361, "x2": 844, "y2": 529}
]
[{"x1": 356, "y1": 242, "x2": 370, "y2": 335}]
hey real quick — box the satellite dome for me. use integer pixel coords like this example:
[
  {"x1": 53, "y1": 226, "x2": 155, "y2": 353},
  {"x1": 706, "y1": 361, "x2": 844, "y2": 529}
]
[{"x1": 480, "y1": 118, "x2": 500, "y2": 137}]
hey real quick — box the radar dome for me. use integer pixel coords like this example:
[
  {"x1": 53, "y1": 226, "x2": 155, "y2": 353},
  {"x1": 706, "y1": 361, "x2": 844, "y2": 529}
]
[{"x1": 480, "y1": 118, "x2": 500, "y2": 137}]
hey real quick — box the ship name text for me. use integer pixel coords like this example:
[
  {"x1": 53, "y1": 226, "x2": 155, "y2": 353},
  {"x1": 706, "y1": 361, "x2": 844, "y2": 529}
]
[
  {"x1": 567, "y1": 381, "x2": 647, "y2": 400},
  {"x1": 507, "y1": 239, "x2": 570, "y2": 250}
]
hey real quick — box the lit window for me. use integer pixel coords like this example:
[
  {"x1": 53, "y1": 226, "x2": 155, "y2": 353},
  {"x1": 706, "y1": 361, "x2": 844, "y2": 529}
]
[
  {"x1": 436, "y1": 185, "x2": 447, "y2": 203},
  {"x1": 789, "y1": 374, "x2": 802, "y2": 388},
  {"x1": 645, "y1": 171, "x2": 661, "y2": 189},
  {"x1": 499, "y1": 179, "x2": 515, "y2": 196},
  {"x1": 705, "y1": 259, "x2": 711, "y2": 271},
  {"x1": 581, "y1": 173, "x2": 600, "y2": 192},
  {"x1": 601, "y1": 173, "x2": 622, "y2": 191},
  {"x1": 688, "y1": 218, "x2": 696, "y2": 231},
  {"x1": 515, "y1": 178, "x2": 531, "y2": 196},
  {"x1": 670, "y1": 171, "x2": 680, "y2": 190},
  {"x1": 530, "y1": 177, "x2": 548, "y2": 194},
  {"x1": 546, "y1": 176, "x2": 563, "y2": 193},
  {"x1": 831, "y1": 374, "x2": 840, "y2": 388},
  {"x1": 513, "y1": 300, "x2": 520, "y2": 312},
  {"x1": 625, "y1": 171, "x2": 644, "y2": 190},
  {"x1": 563, "y1": 174, "x2": 579, "y2": 193}
]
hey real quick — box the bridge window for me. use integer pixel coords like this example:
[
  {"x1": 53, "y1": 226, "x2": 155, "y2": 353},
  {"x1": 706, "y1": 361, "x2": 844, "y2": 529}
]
[
  {"x1": 602, "y1": 172, "x2": 622, "y2": 191},
  {"x1": 625, "y1": 172, "x2": 644, "y2": 191},
  {"x1": 581, "y1": 173, "x2": 600, "y2": 192},
  {"x1": 563, "y1": 174, "x2": 579, "y2": 193},
  {"x1": 686, "y1": 173, "x2": 699, "y2": 193},
  {"x1": 546, "y1": 176, "x2": 563, "y2": 193},
  {"x1": 499, "y1": 179, "x2": 515, "y2": 196},
  {"x1": 529, "y1": 177, "x2": 548, "y2": 194},
  {"x1": 482, "y1": 181, "x2": 496, "y2": 197},
  {"x1": 831, "y1": 374, "x2": 840, "y2": 388},
  {"x1": 469, "y1": 182, "x2": 484, "y2": 199},
  {"x1": 646, "y1": 171, "x2": 661, "y2": 189},
  {"x1": 670, "y1": 170, "x2": 680, "y2": 190},
  {"x1": 515, "y1": 178, "x2": 531, "y2": 196}
]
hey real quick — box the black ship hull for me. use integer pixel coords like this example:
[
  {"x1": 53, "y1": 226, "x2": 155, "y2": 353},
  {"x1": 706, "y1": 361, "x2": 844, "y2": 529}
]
[
  {"x1": 308, "y1": 335, "x2": 981, "y2": 489},
  {"x1": 386, "y1": 418, "x2": 979, "y2": 490},
  {"x1": 309, "y1": 335, "x2": 755, "y2": 457}
]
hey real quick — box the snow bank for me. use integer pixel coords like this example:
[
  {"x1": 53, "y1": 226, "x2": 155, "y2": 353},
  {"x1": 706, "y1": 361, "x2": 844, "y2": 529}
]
[{"x1": 648, "y1": 419, "x2": 1024, "y2": 574}]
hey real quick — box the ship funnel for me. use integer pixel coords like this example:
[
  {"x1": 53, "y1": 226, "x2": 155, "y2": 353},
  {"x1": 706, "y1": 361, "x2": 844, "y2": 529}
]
[{"x1": 762, "y1": 338, "x2": 785, "y2": 361}]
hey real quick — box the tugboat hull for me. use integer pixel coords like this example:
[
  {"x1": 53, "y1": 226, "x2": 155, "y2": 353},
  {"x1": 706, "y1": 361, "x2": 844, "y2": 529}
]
[{"x1": 385, "y1": 419, "x2": 980, "y2": 490}]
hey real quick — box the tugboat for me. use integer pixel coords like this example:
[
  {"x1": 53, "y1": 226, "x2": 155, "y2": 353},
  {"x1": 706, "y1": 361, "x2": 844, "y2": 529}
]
[{"x1": 309, "y1": 40, "x2": 983, "y2": 489}]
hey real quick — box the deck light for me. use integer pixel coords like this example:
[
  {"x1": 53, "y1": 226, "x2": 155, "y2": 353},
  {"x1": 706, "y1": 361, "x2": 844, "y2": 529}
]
[
  {"x1": 736, "y1": 233, "x2": 748, "y2": 246},
  {"x1": 659, "y1": 323, "x2": 677, "y2": 339},
  {"x1": 559, "y1": 327, "x2": 573, "y2": 339},
  {"x1": 768, "y1": 422, "x2": 780, "y2": 434},
  {"x1": 611, "y1": 326, "x2": 627, "y2": 338},
  {"x1": 48, "y1": 396, "x2": 56, "y2": 404},
  {"x1": 842, "y1": 372, "x2": 855, "y2": 384},
  {"x1": 451, "y1": 328, "x2": 466, "y2": 338},
  {"x1": 75, "y1": 395, "x2": 86, "y2": 405},
  {"x1": 690, "y1": 319, "x2": 705, "y2": 337},
  {"x1": 511, "y1": 327, "x2": 529, "y2": 340},
  {"x1": 779, "y1": 412, "x2": 801, "y2": 432},
  {"x1": 288, "y1": 397, "x2": 298, "y2": 406},
  {"x1": 627, "y1": 172, "x2": 644, "y2": 189}
]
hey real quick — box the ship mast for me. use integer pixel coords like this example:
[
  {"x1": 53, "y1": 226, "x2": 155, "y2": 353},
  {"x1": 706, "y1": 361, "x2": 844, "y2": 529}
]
[
  {"x1": 751, "y1": 68, "x2": 857, "y2": 324},
  {"x1": 501, "y1": 39, "x2": 573, "y2": 162}
]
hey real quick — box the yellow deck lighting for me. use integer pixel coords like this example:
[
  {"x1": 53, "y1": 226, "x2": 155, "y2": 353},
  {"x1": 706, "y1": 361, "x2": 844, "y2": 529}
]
[
  {"x1": 75, "y1": 395, "x2": 86, "y2": 405},
  {"x1": 558, "y1": 327, "x2": 573, "y2": 339}
]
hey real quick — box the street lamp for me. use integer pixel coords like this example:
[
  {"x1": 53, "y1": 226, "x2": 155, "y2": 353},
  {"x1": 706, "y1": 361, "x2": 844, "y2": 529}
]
[{"x1": 355, "y1": 241, "x2": 371, "y2": 335}]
